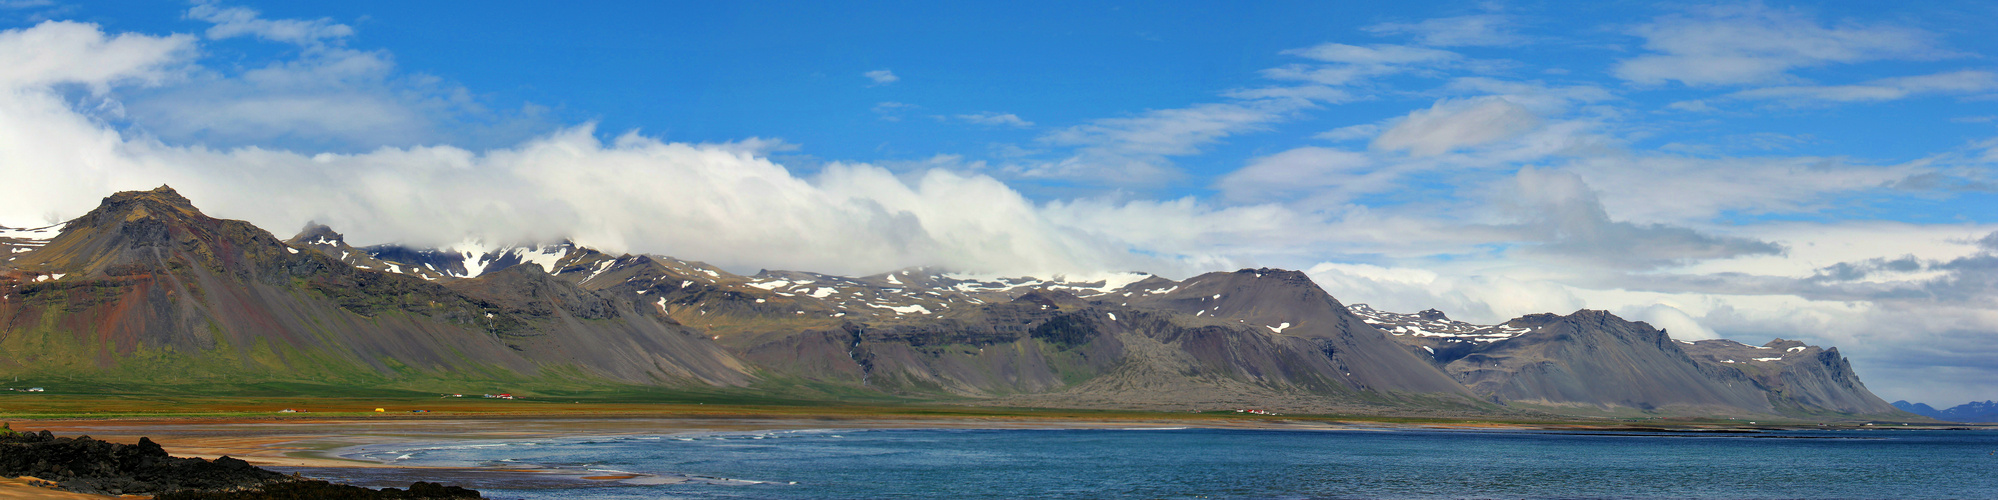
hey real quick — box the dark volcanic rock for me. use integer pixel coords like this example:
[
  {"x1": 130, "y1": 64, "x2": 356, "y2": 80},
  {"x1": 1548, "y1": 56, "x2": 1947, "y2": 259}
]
[
  {"x1": 0, "y1": 429, "x2": 481, "y2": 499},
  {"x1": 0, "y1": 429, "x2": 286, "y2": 495}
]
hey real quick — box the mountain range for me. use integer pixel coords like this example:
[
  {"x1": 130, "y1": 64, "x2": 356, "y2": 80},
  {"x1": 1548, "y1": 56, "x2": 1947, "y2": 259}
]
[
  {"x1": 1891, "y1": 400, "x2": 1998, "y2": 422},
  {"x1": 0, "y1": 187, "x2": 1920, "y2": 421}
]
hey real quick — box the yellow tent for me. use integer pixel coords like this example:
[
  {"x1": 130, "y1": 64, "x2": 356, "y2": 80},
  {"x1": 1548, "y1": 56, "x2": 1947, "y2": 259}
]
[{"x1": 374, "y1": 408, "x2": 385, "y2": 412}]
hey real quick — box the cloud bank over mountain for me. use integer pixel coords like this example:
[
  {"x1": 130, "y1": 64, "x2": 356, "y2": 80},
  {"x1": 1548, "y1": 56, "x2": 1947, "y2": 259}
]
[{"x1": 2, "y1": 2, "x2": 1996, "y2": 405}]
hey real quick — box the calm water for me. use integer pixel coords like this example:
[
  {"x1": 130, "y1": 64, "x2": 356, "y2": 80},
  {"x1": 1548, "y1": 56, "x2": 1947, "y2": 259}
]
[{"x1": 318, "y1": 427, "x2": 1998, "y2": 499}]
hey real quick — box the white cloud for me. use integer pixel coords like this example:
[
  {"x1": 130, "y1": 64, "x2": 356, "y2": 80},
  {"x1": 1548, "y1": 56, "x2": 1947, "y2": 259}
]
[
  {"x1": 1215, "y1": 147, "x2": 1378, "y2": 202},
  {"x1": 0, "y1": 23, "x2": 1159, "y2": 279},
  {"x1": 1724, "y1": 70, "x2": 1998, "y2": 104},
  {"x1": 187, "y1": 1, "x2": 352, "y2": 47},
  {"x1": 1627, "y1": 304, "x2": 1721, "y2": 340},
  {"x1": 864, "y1": 69, "x2": 898, "y2": 85},
  {"x1": 1557, "y1": 154, "x2": 1922, "y2": 225},
  {"x1": 952, "y1": 112, "x2": 1033, "y2": 127},
  {"x1": 1014, "y1": 42, "x2": 1441, "y2": 185},
  {"x1": 10, "y1": 10, "x2": 1998, "y2": 405},
  {"x1": 1283, "y1": 43, "x2": 1460, "y2": 65},
  {"x1": 1363, "y1": 14, "x2": 1526, "y2": 47},
  {"x1": 1261, "y1": 43, "x2": 1461, "y2": 86},
  {"x1": 871, "y1": 101, "x2": 915, "y2": 121},
  {"x1": 1221, "y1": 84, "x2": 1353, "y2": 103},
  {"x1": 1314, "y1": 123, "x2": 1379, "y2": 142},
  {"x1": 0, "y1": 20, "x2": 195, "y2": 92},
  {"x1": 1040, "y1": 196, "x2": 1320, "y2": 271},
  {"x1": 1666, "y1": 100, "x2": 1716, "y2": 112},
  {"x1": 1372, "y1": 97, "x2": 1542, "y2": 156},
  {"x1": 1305, "y1": 262, "x2": 1585, "y2": 325},
  {"x1": 75, "y1": 3, "x2": 550, "y2": 152},
  {"x1": 1613, "y1": 4, "x2": 1947, "y2": 86},
  {"x1": 1025, "y1": 98, "x2": 1316, "y2": 183},
  {"x1": 1437, "y1": 77, "x2": 1615, "y2": 111}
]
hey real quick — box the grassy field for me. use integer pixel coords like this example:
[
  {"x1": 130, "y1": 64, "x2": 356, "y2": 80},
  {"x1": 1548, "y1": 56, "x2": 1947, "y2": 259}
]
[{"x1": 0, "y1": 387, "x2": 1945, "y2": 431}]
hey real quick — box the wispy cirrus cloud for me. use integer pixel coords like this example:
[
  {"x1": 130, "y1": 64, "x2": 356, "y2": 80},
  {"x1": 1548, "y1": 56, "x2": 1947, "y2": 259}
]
[
  {"x1": 1371, "y1": 97, "x2": 1543, "y2": 156},
  {"x1": 1722, "y1": 70, "x2": 1998, "y2": 104},
  {"x1": 1364, "y1": 14, "x2": 1527, "y2": 47},
  {"x1": 1614, "y1": 4, "x2": 1949, "y2": 86},
  {"x1": 950, "y1": 112, "x2": 1033, "y2": 128},
  {"x1": 186, "y1": 0, "x2": 351, "y2": 47},
  {"x1": 1018, "y1": 42, "x2": 1454, "y2": 185},
  {"x1": 863, "y1": 69, "x2": 898, "y2": 86},
  {"x1": 1022, "y1": 98, "x2": 1318, "y2": 184},
  {"x1": 1261, "y1": 42, "x2": 1461, "y2": 86}
]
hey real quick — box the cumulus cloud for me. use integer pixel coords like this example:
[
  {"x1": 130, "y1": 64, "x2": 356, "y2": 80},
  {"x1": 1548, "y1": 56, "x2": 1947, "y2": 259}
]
[
  {"x1": 1501, "y1": 167, "x2": 1786, "y2": 269},
  {"x1": 1558, "y1": 154, "x2": 1923, "y2": 225},
  {"x1": 9, "y1": 7, "x2": 1998, "y2": 404},
  {"x1": 0, "y1": 20, "x2": 195, "y2": 92},
  {"x1": 0, "y1": 21, "x2": 1164, "y2": 278},
  {"x1": 1614, "y1": 4, "x2": 1947, "y2": 86},
  {"x1": 1625, "y1": 303, "x2": 1721, "y2": 340},
  {"x1": 102, "y1": 3, "x2": 550, "y2": 152},
  {"x1": 864, "y1": 69, "x2": 898, "y2": 85}
]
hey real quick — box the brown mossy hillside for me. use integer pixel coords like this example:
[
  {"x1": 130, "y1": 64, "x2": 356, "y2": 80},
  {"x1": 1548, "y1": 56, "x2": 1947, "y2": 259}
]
[{"x1": 0, "y1": 186, "x2": 754, "y2": 388}]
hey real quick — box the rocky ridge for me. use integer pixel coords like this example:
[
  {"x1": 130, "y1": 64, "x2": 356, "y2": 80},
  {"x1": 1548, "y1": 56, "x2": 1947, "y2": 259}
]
[{"x1": 0, "y1": 187, "x2": 1922, "y2": 420}]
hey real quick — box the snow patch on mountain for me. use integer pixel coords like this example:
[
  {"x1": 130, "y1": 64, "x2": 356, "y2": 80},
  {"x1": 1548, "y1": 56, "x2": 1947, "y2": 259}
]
[{"x1": 1348, "y1": 303, "x2": 1527, "y2": 342}]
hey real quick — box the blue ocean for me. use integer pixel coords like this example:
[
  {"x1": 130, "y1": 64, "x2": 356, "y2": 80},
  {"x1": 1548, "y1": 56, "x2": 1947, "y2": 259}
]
[{"x1": 297, "y1": 427, "x2": 1998, "y2": 499}]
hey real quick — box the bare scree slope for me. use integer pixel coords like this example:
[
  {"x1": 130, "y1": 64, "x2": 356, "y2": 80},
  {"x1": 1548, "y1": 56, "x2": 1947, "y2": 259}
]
[{"x1": 0, "y1": 187, "x2": 1911, "y2": 420}]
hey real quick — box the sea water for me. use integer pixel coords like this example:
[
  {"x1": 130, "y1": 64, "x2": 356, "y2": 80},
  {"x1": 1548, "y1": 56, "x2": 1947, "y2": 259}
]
[{"x1": 314, "y1": 427, "x2": 1998, "y2": 499}]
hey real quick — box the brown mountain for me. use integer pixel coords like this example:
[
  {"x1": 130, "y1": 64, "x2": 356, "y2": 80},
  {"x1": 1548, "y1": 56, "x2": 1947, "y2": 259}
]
[
  {"x1": 0, "y1": 187, "x2": 1918, "y2": 421},
  {"x1": 1359, "y1": 305, "x2": 1909, "y2": 419},
  {"x1": 0, "y1": 186, "x2": 748, "y2": 388}
]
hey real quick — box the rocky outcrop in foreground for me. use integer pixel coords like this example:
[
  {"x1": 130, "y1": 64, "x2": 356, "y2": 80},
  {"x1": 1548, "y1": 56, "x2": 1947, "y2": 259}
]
[{"x1": 0, "y1": 428, "x2": 480, "y2": 499}]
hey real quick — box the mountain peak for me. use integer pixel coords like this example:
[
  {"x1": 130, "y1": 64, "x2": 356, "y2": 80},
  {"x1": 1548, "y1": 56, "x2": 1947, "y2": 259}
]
[
  {"x1": 73, "y1": 185, "x2": 206, "y2": 232},
  {"x1": 290, "y1": 222, "x2": 346, "y2": 246},
  {"x1": 105, "y1": 185, "x2": 191, "y2": 205},
  {"x1": 10, "y1": 184, "x2": 296, "y2": 278}
]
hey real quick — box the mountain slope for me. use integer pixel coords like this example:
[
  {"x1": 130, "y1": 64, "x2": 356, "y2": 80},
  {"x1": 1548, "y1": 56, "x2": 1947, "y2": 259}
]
[
  {"x1": 0, "y1": 187, "x2": 749, "y2": 388},
  {"x1": 1441, "y1": 310, "x2": 1772, "y2": 414},
  {"x1": 0, "y1": 187, "x2": 1921, "y2": 421},
  {"x1": 1678, "y1": 338, "x2": 1900, "y2": 415},
  {"x1": 1358, "y1": 303, "x2": 1911, "y2": 418}
]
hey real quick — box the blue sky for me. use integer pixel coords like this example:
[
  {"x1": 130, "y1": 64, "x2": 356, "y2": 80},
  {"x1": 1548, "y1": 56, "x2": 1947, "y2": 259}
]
[
  {"x1": 35, "y1": 1, "x2": 1998, "y2": 199},
  {"x1": 2, "y1": 1, "x2": 1997, "y2": 404}
]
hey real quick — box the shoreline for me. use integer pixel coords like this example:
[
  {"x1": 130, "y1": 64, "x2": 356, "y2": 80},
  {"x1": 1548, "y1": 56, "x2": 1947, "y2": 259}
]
[{"x1": 3, "y1": 413, "x2": 1989, "y2": 499}]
